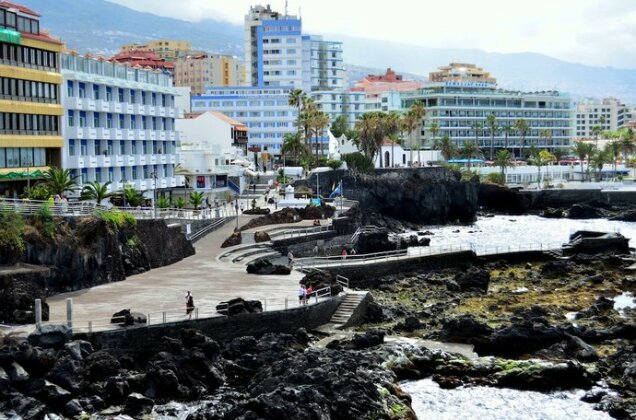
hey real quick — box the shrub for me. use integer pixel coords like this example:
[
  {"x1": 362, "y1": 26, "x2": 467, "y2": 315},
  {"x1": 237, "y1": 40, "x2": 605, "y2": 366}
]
[
  {"x1": 0, "y1": 210, "x2": 25, "y2": 264},
  {"x1": 326, "y1": 159, "x2": 343, "y2": 170},
  {"x1": 35, "y1": 203, "x2": 55, "y2": 238},
  {"x1": 342, "y1": 152, "x2": 374, "y2": 173},
  {"x1": 95, "y1": 209, "x2": 136, "y2": 229},
  {"x1": 157, "y1": 196, "x2": 170, "y2": 209},
  {"x1": 24, "y1": 183, "x2": 51, "y2": 200},
  {"x1": 485, "y1": 172, "x2": 505, "y2": 185}
]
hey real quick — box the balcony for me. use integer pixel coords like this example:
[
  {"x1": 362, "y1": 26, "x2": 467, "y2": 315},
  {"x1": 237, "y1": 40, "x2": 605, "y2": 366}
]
[
  {"x1": 111, "y1": 128, "x2": 123, "y2": 140},
  {"x1": 167, "y1": 108, "x2": 176, "y2": 118},
  {"x1": 136, "y1": 155, "x2": 147, "y2": 165},
  {"x1": 168, "y1": 132, "x2": 176, "y2": 141},
  {"x1": 136, "y1": 130, "x2": 146, "y2": 140},
  {"x1": 133, "y1": 103, "x2": 144, "y2": 115},
  {"x1": 87, "y1": 156, "x2": 98, "y2": 168},
  {"x1": 159, "y1": 155, "x2": 167, "y2": 164},
  {"x1": 126, "y1": 155, "x2": 135, "y2": 166},
  {"x1": 85, "y1": 98, "x2": 97, "y2": 111},
  {"x1": 168, "y1": 155, "x2": 177, "y2": 164},
  {"x1": 95, "y1": 100, "x2": 110, "y2": 112},
  {"x1": 96, "y1": 127, "x2": 110, "y2": 139},
  {"x1": 124, "y1": 103, "x2": 134, "y2": 114},
  {"x1": 87, "y1": 128, "x2": 97, "y2": 139},
  {"x1": 146, "y1": 130, "x2": 156, "y2": 140},
  {"x1": 145, "y1": 105, "x2": 157, "y2": 116},
  {"x1": 121, "y1": 129, "x2": 135, "y2": 140},
  {"x1": 114, "y1": 155, "x2": 124, "y2": 166},
  {"x1": 66, "y1": 156, "x2": 85, "y2": 168},
  {"x1": 96, "y1": 155, "x2": 112, "y2": 167},
  {"x1": 148, "y1": 154, "x2": 157, "y2": 164},
  {"x1": 66, "y1": 127, "x2": 85, "y2": 138},
  {"x1": 108, "y1": 102, "x2": 122, "y2": 113},
  {"x1": 64, "y1": 97, "x2": 84, "y2": 110},
  {"x1": 158, "y1": 107, "x2": 166, "y2": 117},
  {"x1": 158, "y1": 131, "x2": 167, "y2": 140}
]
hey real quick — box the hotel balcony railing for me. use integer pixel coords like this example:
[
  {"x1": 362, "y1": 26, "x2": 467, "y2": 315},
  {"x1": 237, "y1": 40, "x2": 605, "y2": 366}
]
[
  {"x1": 0, "y1": 94, "x2": 59, "y2": 104},
  {"x1": 0, "y1": 129, "x2": 59, "y2": 136},
  {"x1": 0, "y1": 58, "x2": 57, "y2": 73}
]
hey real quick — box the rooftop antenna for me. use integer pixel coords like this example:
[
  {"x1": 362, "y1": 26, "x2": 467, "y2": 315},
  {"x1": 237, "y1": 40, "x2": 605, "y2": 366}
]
[
  {"x1": 285, "y1": 0, "x2": 288, "y2": 16},
  {"x1": 299, "y1": 6, "x2": 302, "y2": 18}
]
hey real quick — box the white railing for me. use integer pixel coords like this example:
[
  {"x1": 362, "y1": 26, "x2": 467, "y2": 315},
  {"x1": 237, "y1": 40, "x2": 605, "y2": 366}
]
[
  {"x1": 269, "y1": 225, "x2": 334, "y2": 239},
  {"x1": 121, "y1": 206, "x2": 238, "y2": 220},
  {"x1": 0, "y1": 198, "x2": 102, "y2": 216},
  {"x1": 297, "y1": 266, "x2": 350, "y2": 288},
  {"x1": 188, "y1": 217, "x2": 232, "y2": 242},
  {"x1": 294, "y1": 242, "x2": 564, "y2": 269},
  {"x1": 55, "y1": 287, "x2": 334, "y2": 334}
]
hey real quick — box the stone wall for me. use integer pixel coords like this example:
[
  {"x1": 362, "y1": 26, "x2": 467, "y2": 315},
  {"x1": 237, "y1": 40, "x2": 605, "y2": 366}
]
[
  {"x1": 272, "y1": 232, "x2": 351, "y2": 258},
  {"x1": 79, "y1": 297, "x2": 343, "y2": 350},
  {"x1": 0, "y1": 264, "x2": 50, "y2": 324}
]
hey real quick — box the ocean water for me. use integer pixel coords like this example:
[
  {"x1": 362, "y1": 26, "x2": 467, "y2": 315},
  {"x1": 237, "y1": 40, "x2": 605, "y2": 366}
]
[
  {"x1": 402, "y1": 379, "x2": 611, "y2": 420},
  {"x1": 407, "y1": 215, "x2": 636, "y2": 252}
]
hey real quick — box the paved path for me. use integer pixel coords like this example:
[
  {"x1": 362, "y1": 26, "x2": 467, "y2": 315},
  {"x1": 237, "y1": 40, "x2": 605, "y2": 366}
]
[{"x1": 46, "y1": 208, "x2": 309, "y2": 327}]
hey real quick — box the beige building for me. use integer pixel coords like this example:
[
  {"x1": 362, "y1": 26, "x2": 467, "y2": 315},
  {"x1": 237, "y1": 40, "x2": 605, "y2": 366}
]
[
  {"x1": 121, "y1": 39, "x2": 192, "y2": 61},
  {"x1": 429, "y1": 62, "x2": 497, "y2": 85},
  {"x1": 174, "y1": 54, "x2": 242, "y2": 95},
  {"x1": 575, "y1": 97, "x2": 634, "y2": 138}
]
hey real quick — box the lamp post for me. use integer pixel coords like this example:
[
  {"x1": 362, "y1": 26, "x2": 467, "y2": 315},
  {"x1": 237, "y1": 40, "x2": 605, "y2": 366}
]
[
  {"x1": 150, "y1": 171, "x2": 157, "y2": 218},
  {"x1": 25, "y1": 159, "x2": 32, "y2": 192},
  {"x1": 234, "y1": 197, "x2": 239, "y2": 231}
]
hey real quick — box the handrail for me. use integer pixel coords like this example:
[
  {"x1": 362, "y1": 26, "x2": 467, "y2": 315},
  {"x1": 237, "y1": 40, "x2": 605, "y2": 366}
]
[
  {"x1": 297, "y1": 266, "x2": 350, "y2": 289},
  {"x1": 188, "y1": 217, "x2": 232, "y2": 242},
  {"x1": 269, "y1": 224, "x2": 334, "y2": 239},
  {"x1": 53, "y1": 289, "x2": 337, "y2": 334},
  {"x1": 294, "y1": 242, "x2": 564, "y2": 269}
]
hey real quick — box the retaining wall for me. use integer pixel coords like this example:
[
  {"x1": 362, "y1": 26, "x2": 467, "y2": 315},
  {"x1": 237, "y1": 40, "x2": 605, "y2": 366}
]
[{"x1": 78, "y1": 296, "x2": 343, "y2": 350}]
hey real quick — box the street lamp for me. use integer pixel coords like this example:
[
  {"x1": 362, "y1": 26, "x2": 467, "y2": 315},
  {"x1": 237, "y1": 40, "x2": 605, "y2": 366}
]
[
  {"x1": 234, "y1": 196, "x2": 239, "y2": 231},
  {"x1": 24, "y1": 159, "x2": 33, "y2": 192},
  {"x1": 150, "y1": 171, "x2": 157, "y2": 218}
]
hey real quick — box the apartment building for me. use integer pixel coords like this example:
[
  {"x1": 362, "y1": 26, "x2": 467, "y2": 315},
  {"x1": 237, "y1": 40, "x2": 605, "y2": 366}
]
[
  {"x1": 121, "y1": 39, "x2": 192, "y2": 61},
  {"x1": 61, "y1": 53, "x2": 184, "y2": 194},
  {"x1": 174, "y1": 54, "x2": 241, "y2": 95},
  {"x1": 0, "y1": 1, "x2": 64, "y2": 196},
  {"x1": 575, "y1": 97, "x2": 634, "y2": 138}
]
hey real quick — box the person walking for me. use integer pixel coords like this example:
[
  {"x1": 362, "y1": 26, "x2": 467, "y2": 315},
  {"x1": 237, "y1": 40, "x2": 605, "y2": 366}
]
[
  {"x1": 341, "y1": 247, "x2": 348, "y2": 260},
  {"x1": 287, "y1": 250, "x2": 294, "y2": 266},
  {"x1": 305, "y1": 285, "x2": 314, "y2": 303},
  {"x1": 298, "y1": 285, "x2": 306, "y2": 305},
  {"x1": 185, "y1": 291, "x2": 195, "y2": 319}
]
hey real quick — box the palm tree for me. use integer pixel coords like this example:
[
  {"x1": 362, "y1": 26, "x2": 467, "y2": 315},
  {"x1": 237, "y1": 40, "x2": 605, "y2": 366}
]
[
  {"x1": 608, "y1": 141, "x2": 622, "y2": 179},
  {"x1": 174, "y1": 197, "x2": 186, "y2": 209},
  {"x1": 288, "y1": 89, "x2": 305, "y2": 110},
  {"x1": 189, "y1": 191, "x2": 205, "y2": 210},
  {"x1": 552, "y1": 148, "x2": 566, "y2": 164},
  {"x1": 281, "y1": 132, "x2": 305, "y2": 165},
  {"x1": 591, "y1": 125, "x2": 602, "y2": 148},
  {"x1": 355, "y1": 112, "x2": 382, "y2": 160},
  {"x1": 43, "y1": 167, "x2": 78, "y2": 197},
  {"x1": 123, "y1": 185, "x2": 144, "y2": 207},
  {"x1": 157, "y1": 196, "x2": 170, "y2": 209},
  {"x1": 503, "y1": 125, "x2": 515, "y2": 158},
  {"x1": 471, "y1": 121, "x2": 483, "y2": 150},
  {"x1": 531, "y1": 149, "x2": 556, "y2": 187},
  {"x1": 428, "y1": 121, "x2": 440, "y2": 150},
  {"x1": 539, "y1": 129, "x2": 552, "y2": 150},
  {"x1": 619, "y1": 131, "x2": 635, "y2": 165},
  {"x1": 589, "y1": 147, "x2": 608, "y2": 182},
  {"x1": 572, "y1": 141, "x2": 594, "y2": 182},
  {"x1": 485, "y1": 113, "x2": 497, "y2": 160},
  {"x1": 409, "y1": 101, "x2": 426, "y2": 164},
  {"x1": 493, "y1": 150, "x2": 513, "y2": 183},
  {"x1": 434, "y1": 135, "x2": 456, "y2": 162},
  {"x1": 384, "y1": 111, "x2": 401, "y2": 167},
  {"x1": 311, "y1": 110, "x2": 330, "y2": 158},
  {"x1": 514, "y1": 119, "x2": 529, "y2": 160},
  {"x1": 296, "y1": 107, "x2": 315, "y2": 145},
  {"x1": 80, "y1": 181, "x2": 113, "y2": 205},
  {"x1": 461, "y1": 141, "x2": 481, "y2": 169}
]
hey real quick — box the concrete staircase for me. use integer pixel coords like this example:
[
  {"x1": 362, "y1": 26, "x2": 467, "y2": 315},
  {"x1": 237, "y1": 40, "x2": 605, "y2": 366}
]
[{"x1": 314, "y1": 291, "x2": 369, "y2": 333}]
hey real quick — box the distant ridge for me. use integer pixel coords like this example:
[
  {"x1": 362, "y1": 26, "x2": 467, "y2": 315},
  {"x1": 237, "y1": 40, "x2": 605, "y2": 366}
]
[{"x1": 19, "y1": 0, "x2": 636, "y2": 103}]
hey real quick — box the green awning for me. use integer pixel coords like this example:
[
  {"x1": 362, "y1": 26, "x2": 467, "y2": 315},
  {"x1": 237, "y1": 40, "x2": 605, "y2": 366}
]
[
  {"x1": 0, "y1": 170, "x2": 44, "y2": 180},
  {"x1": 0, "y1": 28, "x2": 21, "y2": 45}
]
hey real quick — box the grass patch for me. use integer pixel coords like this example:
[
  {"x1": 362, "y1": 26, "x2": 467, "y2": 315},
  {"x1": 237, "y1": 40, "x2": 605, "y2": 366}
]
[{"x1": 95, "y1": 209, "x2": 136, "y2": 229}]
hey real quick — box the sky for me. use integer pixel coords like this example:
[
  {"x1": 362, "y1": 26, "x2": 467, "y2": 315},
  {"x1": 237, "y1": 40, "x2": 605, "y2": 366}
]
[{"x1": 107, "y1": 0, "x2": 636, "y2": 69}]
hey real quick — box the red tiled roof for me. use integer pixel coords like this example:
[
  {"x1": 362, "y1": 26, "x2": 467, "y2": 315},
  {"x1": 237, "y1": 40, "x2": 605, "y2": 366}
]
[
  {"x1": 22, "y1": 31, "x2": 63, "y2": 45},
  {"x1": 0, "y1": 1, "x2": 40, "y2": 17}
]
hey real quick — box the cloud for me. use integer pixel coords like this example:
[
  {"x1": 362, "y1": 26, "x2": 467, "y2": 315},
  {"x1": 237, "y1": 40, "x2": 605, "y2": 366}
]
[{"x1": 106, "y1": 0, "x2": 636, "y2": 68}]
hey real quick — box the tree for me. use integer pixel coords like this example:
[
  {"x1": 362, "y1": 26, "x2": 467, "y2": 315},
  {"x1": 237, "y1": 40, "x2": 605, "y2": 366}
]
[
  {"x1": 471, "y1": 121, "x2": 483, "y2": 149},
  {"x1": 384, "y1": 111, "x2": 401, "y2": 168},
  {"x1": 552, "y1": 148, "x2": 566, "y2": 164},
  {"x1": 539, "y1": 129, "x2": 552, "y2": 150},
  {"x1": 311, "y1": 110, "x2": 330, "y2": 158},
  {"x1": 589, "y1": 147, "x2": 609, "y2": 181},
  {"x1": 43, "y1": 167, "x2": 78, "y2": 197},
  {"x1": 80, "y1": 181, "x2": 113, "y2": 205},
  {"x1": 503, "y1": 125, "x2": 515, "y2": 158},
  {"x1": 434, "y1": 135, "x2": 456, "y2": 162},
  {"x1": 330, "y1": 115, "x2": 349, "y2": 138},
  {"x1": 493, "y1": 149, "x2": 513, "y2": 183},
  {"x1": 157, "y1": 196, "x2": 170, "y2": 209},
  {"x1": 591, "y1": 125, "x2": 602, "y2": 147},
  {"x1": 123, "y1": 185, "x2": 144, "y2": 207},
  {"x1": 288, "y1": 89, "x2": 305, "y2": 110},
  {"x1": 189, "y1": 191, "x2": 205, "y2": 210},
  {"x1": 461, "y1": 141, "x2": 481, "y2": 169},
  {"x1": 571, "y1": 141, "x2": 594, "y2": 181},
  {"x1": 428, "y1": 120, "x2": 440, "y2": 149},
  {"x1": 355, "y1": 112, "x2": 383, "y2": 161},
  {"x1": 281, "y1": 132, "x2": 306, "y2": 165},
  {"x1": 607, "y1": 141, "x2": 622, "y2": 179},
  {"x1": 174, "y1": 197, "x2": 186, "y2": 209},
  {"x1": 514, "y1": 119, "x2": 529, "y2": 160},
  {"x1": 619, "y1": 130, "x2": 635, "y2": 165},
  {"x1": 485, "y1": 113, "x2": 497, "y2": 160},
  {"x1": 530, "y1": 149, "x2": 556, "y2": 187},
  {"x1": 409, "y1": 101, "x2": 426, "y2": 164}
]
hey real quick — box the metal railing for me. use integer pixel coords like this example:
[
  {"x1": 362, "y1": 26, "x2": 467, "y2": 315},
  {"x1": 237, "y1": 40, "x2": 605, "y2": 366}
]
[
  {"x1": 55, "y1": 287, "x2": 335, "y2": 334},
  {"x1": 188, "y1": 217, "x2": 232, "y2": 242},
  {"x1": 294, "y1": 242, "x2": 564, "y2": 269},
  {"x1": 269, "y1": 224, "x2": 334, "y2": 239},
  {"x1": 122, "y1": 206, "x2": 238, "y2": 220},
  {"x1": 0, "y1": 198, "x2": 102, "y2": 216},
  {"x1": 297, "y1": 266, "x2": 350, "y2": 289}
]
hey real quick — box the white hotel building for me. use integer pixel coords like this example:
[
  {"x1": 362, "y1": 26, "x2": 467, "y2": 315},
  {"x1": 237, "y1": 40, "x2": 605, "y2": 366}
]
[{"x1": 61, "y1": 53, "x2": 184, "y2": 194}]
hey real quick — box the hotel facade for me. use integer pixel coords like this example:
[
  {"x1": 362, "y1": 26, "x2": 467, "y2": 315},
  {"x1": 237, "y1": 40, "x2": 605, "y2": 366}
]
[
  {"x1": 61, "y1": 53, "x2": 184, "y2": 194},
  {"x1": 0, "y1": 1, "x2": 64, "y2": 196}
]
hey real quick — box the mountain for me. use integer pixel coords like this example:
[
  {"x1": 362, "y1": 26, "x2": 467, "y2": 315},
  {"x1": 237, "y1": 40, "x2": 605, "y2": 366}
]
[
  {"x1": 18, "y1": 0, "x2": 242, "y2": 55},
  {"x1": 19, "y1": 0, "x2": 636, "y2": 103}
]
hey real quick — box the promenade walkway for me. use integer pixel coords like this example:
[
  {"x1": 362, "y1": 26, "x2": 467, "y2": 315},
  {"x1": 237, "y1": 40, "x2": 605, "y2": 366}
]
[{"x1": 45, "y1": 213, "x2": 309, "y2": 329}]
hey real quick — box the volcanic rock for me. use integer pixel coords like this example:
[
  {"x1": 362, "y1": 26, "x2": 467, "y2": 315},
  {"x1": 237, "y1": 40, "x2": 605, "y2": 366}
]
[{"x1": 246, "y1": 259, "x2": 291, "y2": 275}]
